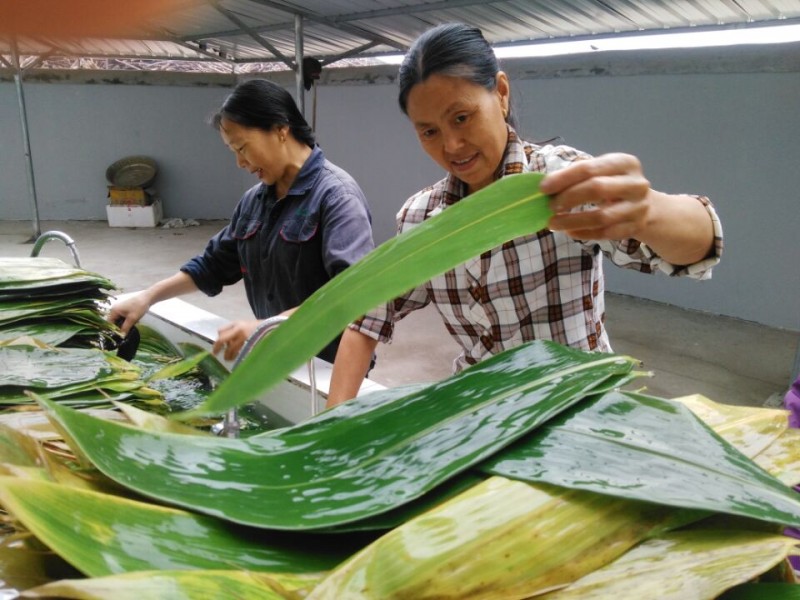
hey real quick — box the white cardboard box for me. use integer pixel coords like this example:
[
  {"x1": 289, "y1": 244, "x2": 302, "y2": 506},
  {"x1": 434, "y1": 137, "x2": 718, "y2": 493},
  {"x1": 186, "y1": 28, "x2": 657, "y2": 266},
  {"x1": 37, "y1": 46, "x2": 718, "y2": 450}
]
[{"x1": 106, "y1": 199, "x2": 163, "y2": 228}]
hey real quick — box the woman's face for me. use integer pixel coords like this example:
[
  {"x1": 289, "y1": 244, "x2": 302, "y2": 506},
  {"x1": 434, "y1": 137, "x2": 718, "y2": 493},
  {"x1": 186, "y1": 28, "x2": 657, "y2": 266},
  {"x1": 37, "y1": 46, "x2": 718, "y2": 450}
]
[
  {"x1": 219, "y1": 118, "x2": 287, "y2": 186},
  {"x1": 406, "y1": 72, "x2": 510, "y2": 194}
]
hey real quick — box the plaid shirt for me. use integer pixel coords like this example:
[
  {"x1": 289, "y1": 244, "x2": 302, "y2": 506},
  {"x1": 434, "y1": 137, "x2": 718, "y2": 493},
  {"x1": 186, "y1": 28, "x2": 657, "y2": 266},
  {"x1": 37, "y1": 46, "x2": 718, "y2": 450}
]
[{"x1": 353, "y1": 128, "x2": 723, "y2": 372}]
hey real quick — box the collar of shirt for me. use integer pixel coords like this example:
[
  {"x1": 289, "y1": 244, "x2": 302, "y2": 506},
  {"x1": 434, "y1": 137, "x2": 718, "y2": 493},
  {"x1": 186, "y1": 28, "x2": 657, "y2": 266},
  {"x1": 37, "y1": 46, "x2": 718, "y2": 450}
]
[{"x1": 263, "y1": 144, "x2": 325, "y2": 199}]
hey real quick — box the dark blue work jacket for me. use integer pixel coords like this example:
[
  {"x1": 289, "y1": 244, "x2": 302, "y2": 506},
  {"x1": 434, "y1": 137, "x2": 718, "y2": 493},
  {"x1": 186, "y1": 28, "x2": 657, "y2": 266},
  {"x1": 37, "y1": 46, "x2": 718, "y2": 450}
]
[{"x1": 181, "y1": 145, "x2": 374, "y2": 362}]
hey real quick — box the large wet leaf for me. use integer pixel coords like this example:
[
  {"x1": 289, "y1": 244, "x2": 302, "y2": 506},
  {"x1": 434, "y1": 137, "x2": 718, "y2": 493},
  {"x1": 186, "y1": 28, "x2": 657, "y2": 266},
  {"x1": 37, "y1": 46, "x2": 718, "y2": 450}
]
[
  {"x1": 190, "y1": 172, "x2": 551, "y2": 417},
  {"x1": 25, "y1": 570, "x2": 321, "y2": 600},
  {"x1": 676, "y1": 393, "x2": 789, "y2": 456},
  {"x1": 482, "y1": 391, "x2": 800, "y2": 528},
  {"x1": 308, "y1": 476, "x2": 690, "y2": 599},
  {"x1": 37, "y1": 341, "x2": 636, "y2": 530},
  {"x1": 0, "y1": 322, "x2": 86, "y2": 346},
  {"x1": 752, "y1": 428, "x2": 800, "y2": 487},
  {"x1": 674, "y1": 394, "x2": 800, "y2": 487},
  {"x1": 0, "y1": 477, "x2": 354, "y2": 577},
  {"x1": 545, "y1": 530, "x2": 798, "y2": 600},
  {"x1": 0, "y1": 345, "x2": 118, "y2": 388}
]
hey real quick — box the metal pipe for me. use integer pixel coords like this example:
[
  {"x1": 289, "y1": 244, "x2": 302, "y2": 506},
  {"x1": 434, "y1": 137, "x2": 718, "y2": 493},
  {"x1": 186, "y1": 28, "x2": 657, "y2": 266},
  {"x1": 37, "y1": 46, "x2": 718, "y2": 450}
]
[
  {"x1": 30, "y1": 230, "x2": 82, "y2": 268},
  {"x1": 294, "y1": 14, "x2": 304, "y2": 116},
  {"x1": 216, "y1": 315, "x2": 318, "y2": 437},
  {"x1": 12, "y1": 42, "x2": 41, "y2": 241}
]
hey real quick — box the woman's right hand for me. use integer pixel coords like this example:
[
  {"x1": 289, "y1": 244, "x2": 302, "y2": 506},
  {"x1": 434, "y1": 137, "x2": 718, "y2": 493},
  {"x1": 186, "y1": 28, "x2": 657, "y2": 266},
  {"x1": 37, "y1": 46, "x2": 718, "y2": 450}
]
[
  {"x1": 107, "y1": 293, "x2": 152, "y2": 335},
  {"x1": 106, "y1": 272, "x2": 200, "y2": 336}
]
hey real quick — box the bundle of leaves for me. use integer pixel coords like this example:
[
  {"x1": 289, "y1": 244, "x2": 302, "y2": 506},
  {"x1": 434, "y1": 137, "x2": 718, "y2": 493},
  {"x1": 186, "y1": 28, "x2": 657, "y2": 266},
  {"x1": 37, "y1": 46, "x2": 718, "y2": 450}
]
[
  {"x1": 0, "y1": 257, "x2": 118, "y2": 348},
  {"x1": 0, "y1": 338, "x2": 163, "y2": 412}
]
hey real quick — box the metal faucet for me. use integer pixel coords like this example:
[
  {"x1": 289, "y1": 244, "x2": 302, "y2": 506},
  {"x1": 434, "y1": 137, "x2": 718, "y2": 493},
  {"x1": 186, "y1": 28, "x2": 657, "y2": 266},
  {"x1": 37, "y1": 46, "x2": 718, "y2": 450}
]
[
  {"x1": 216, "y1": 315, "x2": 318, "y2": 438},
  {"x1": 30, "y1": 230, "x2": 82, "y2": 268}
]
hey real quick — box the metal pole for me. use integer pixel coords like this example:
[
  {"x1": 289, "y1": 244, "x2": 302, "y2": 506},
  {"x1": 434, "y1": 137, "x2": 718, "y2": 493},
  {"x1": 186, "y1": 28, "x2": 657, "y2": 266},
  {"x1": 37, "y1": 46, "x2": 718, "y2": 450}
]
[
  {"x1": 12, "y1": 43, "x2": 41, "y2": 240},
  {"x1": 294, "y1": 14, "x2": 305, "y2": 117}
]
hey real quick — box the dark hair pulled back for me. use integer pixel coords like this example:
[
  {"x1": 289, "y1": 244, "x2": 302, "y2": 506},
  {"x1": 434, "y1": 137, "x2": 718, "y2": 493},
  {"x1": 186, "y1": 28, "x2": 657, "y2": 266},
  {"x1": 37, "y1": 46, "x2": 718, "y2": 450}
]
[
  {"x1": 398, "y1": 23, "x2": 515, "y2": 127},
  {"x1": 211, "y1": 79, "x2": 315, "y2": 147}
]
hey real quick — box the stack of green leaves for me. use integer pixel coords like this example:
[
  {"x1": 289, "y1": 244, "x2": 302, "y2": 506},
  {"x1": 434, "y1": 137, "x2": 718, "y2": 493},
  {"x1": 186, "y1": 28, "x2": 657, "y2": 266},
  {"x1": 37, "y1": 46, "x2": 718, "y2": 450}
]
[
  {"x1": 0, "y1": 257, "x2": 118, "y2": 347},
  {"x1": 0, "y1": 341, "x2": 163, "y2": 411}
]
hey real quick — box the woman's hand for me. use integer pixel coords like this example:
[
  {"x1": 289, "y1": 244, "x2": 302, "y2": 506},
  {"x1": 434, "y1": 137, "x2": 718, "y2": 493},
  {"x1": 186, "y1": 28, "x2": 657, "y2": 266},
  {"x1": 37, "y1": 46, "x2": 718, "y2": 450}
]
[
  {"x1": 540, "y1": 152, "x2": 715, "y2": 265},
  {"x1": 541, "y1": 153, "x2": 653, "y2": 241},
  {"x1": 212, "y1": 319, "x2": 262, "y2": 362},
  {"x1": 107, "y1": 293, "x2": 152, "y2": 335}
]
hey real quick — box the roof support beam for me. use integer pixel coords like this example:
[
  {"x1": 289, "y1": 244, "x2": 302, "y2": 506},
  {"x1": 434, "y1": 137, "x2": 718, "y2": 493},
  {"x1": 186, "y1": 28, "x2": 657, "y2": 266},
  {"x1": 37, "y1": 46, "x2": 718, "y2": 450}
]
[
  {"x1": 21, "y1": 46, "x2": 57, "y2": 71},
  {"x1": 185, "y1": 0, "x2": 506, "y2": 45},
  {"x1": 211, "y1": 0, "x2": 294, "y2": 68},
  {"x1": 219, "y1": 0, "x2": 406, "y2": 51},
  {"x1": 172, "y1": 38, "x2": 236, "y2": 64},
  {"x1": 321, "y1": 41, "x2": 379, "y2": 67},
  {"x1": 330, "y1": 0, "x2": 507, "y2": 22}
]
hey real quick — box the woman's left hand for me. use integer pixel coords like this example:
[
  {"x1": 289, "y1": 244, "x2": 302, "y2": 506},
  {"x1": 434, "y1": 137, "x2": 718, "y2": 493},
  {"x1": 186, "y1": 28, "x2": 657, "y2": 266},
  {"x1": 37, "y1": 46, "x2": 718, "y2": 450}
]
[
  {"x1": 540, "y1": 153, "x2": 653, "y2": 241},
  {"x1": 212, "y1": 319, "x2": 262, "y2": 361}
]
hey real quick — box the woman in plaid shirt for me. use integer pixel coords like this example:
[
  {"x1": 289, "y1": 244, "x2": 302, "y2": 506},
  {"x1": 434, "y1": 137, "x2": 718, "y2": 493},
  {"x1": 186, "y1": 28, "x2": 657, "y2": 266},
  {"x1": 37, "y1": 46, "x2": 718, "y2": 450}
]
[{"x1": 327, "y1": 23, "x2": 722, "y2": 406}]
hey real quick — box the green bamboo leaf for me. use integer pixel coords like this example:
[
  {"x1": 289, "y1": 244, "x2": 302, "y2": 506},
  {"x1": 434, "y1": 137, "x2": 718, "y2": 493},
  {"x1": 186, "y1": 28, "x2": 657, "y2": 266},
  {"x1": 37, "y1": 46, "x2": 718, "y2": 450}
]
[
  {"x1": 0, "y1": 345, "x2": 117, "y2": 388},
  {"x1": 720, "y1": 583, "x2": 800, "y2": 599},
  {"x1": 0, "y1": 424, "x2": 98, "y2": 490},
  {"x1": 0, "y1": 322, "x2": 86, "y2": 346},
  {"x1": 753, "y1": 428, "x2": 800, "y2": 487},
  {"x1": 147, "y1": 350, "x2": 210, "y2": 382},
  {"x1": 24, "y1": 570, "x2": 321, "y2": 600},
  {"x1": 0, "y1": 406, "x2": 125, "y2": 439},
  {"x1": 0, "y1": 477, "x2": 354, "y2": 577},
  {"x1": 0, "y1": 258, "x2": 115, "y2": 289},
  {"x1": 0, "y1": 423, "x2": 40, "y2": 467},
  {"x1": 302, "y1": 373, "x2": 639, "y2": 533},
  {"x1": 177, "y1": 342, "x2": 230, "y2": 386},
  {"x1": 0, "y1": 539, "x2": 80, "y2": 596},
  {"x1": 482, "y1": 391, "x2": 800, "y2": 528},
  {"x1": 676, "y1": 394, "x2": 789, "y2": 457},
  {"x1": 673, "y1": 394, "x2": 800, "y2": 487},
  {"x1": 114, "y1": 402, "x2": 209, "y2": 436},
  {"x1": 307, "y1": 476, "x2": 687, "y2": 599},
  {"x1": 545, "y1": 530, "x2": 798, "y2": 600},
  {"x1": 188, "y1": 172, "x2": 551, "y2": 417},
  {"x1": 36, "y1": 341, "x2": 635, "y2": 530},
  {"x1": 0, "y1": 301, "x2": 109, "y2": 327},
  {"x1": 135, "y1": 324, "x2": 183, "y2": 357}
]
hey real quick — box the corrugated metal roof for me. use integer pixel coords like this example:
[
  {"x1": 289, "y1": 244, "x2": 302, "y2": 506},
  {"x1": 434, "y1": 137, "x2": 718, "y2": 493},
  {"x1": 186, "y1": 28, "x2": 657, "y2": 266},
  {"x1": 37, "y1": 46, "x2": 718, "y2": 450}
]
[{"x1": 3, "y1": 0, "x2": 799, "y2": 70}]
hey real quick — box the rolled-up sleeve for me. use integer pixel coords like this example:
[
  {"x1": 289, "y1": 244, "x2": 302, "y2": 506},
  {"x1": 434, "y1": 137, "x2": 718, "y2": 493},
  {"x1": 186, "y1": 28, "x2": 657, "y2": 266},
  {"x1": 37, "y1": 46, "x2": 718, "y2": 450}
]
[{"x1": 596, "y1": 196, "x2": 723, "y2": 280}]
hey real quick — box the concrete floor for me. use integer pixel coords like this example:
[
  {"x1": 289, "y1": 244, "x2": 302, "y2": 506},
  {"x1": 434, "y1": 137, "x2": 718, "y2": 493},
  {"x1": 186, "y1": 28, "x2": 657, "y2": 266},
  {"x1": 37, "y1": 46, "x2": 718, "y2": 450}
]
[{"x1": 2, "y1": 219, "x2": 798, "y2": 408}]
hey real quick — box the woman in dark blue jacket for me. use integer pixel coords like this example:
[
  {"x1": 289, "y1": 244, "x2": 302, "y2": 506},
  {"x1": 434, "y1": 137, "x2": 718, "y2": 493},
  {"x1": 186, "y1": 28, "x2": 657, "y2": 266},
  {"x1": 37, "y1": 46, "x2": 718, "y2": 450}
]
[{"x1": 110, "y1": 79, "x2": 374, "y2": 363}]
